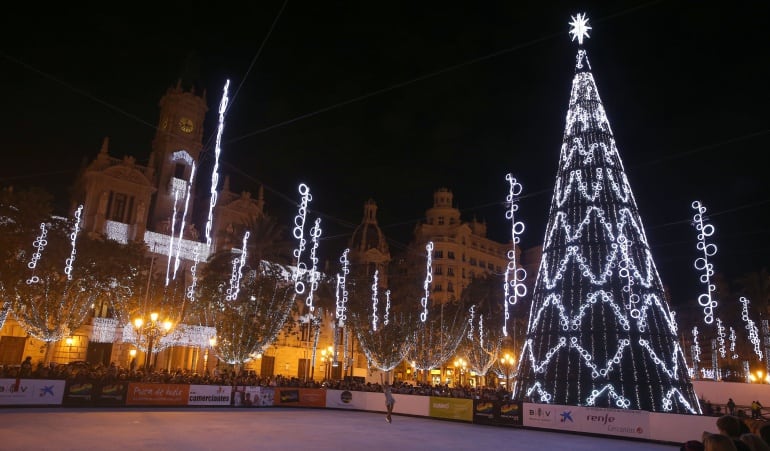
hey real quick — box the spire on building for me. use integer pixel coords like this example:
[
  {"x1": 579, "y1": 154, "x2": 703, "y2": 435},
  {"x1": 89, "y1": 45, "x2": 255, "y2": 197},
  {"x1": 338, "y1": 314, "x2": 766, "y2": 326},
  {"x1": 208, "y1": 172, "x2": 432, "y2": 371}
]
[{"x1": 513, "y1": 14, "x2": 700, "y2": 414}]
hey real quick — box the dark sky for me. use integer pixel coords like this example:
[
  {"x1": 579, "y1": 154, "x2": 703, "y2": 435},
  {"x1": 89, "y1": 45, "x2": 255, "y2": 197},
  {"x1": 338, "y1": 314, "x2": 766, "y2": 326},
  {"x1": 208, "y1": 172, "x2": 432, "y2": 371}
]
[{"x1": 1, "y1": 2, "x2": 769, "y2": 307}]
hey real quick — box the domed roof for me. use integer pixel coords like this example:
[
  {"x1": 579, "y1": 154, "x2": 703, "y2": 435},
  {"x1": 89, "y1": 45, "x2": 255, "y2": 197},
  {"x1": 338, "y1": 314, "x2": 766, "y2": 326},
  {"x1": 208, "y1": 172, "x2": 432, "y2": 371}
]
[{"x1": 349, "y1": 199, "x2": 389, "y2": 255}]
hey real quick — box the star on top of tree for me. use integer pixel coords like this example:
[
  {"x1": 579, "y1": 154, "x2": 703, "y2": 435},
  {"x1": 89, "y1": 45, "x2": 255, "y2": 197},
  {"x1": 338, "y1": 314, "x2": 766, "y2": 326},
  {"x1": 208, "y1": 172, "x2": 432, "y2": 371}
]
[{"x1": 568, "y1": 12, "x2": 592, "y2": 45}]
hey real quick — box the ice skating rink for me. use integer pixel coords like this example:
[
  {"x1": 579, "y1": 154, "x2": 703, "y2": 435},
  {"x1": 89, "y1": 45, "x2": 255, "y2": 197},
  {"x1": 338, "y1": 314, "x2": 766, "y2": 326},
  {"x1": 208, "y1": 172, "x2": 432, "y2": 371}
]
[{"x1": 0, "y1": 408, "x2": 679, "y2": 450}]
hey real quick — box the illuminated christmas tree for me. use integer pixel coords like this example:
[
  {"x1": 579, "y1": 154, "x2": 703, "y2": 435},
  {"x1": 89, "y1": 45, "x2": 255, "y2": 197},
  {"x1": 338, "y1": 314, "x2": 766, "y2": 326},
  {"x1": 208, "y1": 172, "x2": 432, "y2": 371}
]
[{"x1": 513, "y1": 14, "x2": 700, "y2": 413}]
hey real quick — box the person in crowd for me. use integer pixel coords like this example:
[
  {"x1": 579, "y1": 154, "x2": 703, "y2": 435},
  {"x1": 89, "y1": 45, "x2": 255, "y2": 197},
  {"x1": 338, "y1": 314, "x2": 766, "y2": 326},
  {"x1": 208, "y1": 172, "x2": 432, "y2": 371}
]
[
  {"x1": 728, "y1": 398, "x2": 736, "y2": 415},
  {"x1": 713, "y1": 415, "x2": 750, "y2": 451},
  {"x1": 703, "y1": 433, "x2": 738, "y2": 451},
  {"x1": 19, "y1": 356, "x2": 32, "y2": 378},
  {"x1": 757, "y1": 423, "x2": 770, "y2": 445},
  {"x1": 740, "y1": 433, "x2": 770, "y2": 451}
]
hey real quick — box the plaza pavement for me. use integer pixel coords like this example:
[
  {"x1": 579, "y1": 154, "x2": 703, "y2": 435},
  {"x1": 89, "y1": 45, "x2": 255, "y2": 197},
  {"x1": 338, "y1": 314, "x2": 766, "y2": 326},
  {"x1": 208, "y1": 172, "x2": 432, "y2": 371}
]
[{"x1": 0, "y1": 407, "x2": 679, "y2": 450}]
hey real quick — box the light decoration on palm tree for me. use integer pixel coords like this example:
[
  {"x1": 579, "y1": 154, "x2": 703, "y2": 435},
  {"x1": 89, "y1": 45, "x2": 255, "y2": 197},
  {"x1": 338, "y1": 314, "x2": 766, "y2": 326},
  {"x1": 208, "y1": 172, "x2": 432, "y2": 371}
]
[
  {"x1": 466, "y1": 312, "x2": 502, "y2": 383},
  {"x1": 740, "y1": 297, "x2": 763, "y2": 360},
  {"x1": 691, "y1": 200, "x2": 718, "y2": 325},
  {"x1": 63, "y1": 205, "x2": 82, "y2": 280},
  {"x1": 335, "y1": 248, "x2": 350, "y2": 327},
  {"x1": 371, "y1": 269, "x2": 380, "y2": 332},
  {"x1": 514, "y1": 14, "x2": 699, "y2": 413},
  {"x1": 715, "y1": 318, "x2": 727, "y2": 359},
  {"x1": 226, "y1": 231, "x2": 250, "y2": 301},
  {"x1": 26, "y1": 222, "x2": 48, "y2": 284},
  {"x1": 503, "y1": 173, "x2": 526, "y2": 337},
  {"x1": 410, "y1": 302, "x2": 467, "y2": 379},
  {"x1": 420, "y1": 241, "x2": 434, "y2": 322},
  {"x1": 205, "y1": 79, "x2": 230, "y2": 250}
]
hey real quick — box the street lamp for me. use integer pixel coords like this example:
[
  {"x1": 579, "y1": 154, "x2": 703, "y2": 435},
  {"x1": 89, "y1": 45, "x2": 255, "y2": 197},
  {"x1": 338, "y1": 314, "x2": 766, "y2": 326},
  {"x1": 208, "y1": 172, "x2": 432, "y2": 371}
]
[
  {"x1": 750, "y1": 369, "x2": 770, "y2": 384},
  {"x1": 133, "y1": 312, "x2": 173, "y2": 371},
  {"x1": 321, "y1": 346, "x2": 334, "y2": 380},
  {"x1": 454, "y1": 358, "x2": 467, "y2": 387},
  {"x1": 500, "y1": 353, "x2": 515, "y2": 392}
]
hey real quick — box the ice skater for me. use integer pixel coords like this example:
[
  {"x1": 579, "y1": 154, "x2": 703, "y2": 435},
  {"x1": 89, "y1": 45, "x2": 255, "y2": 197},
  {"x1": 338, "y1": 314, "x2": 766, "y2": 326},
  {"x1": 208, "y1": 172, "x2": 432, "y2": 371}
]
[{"x1": 381, "y1": 373, "x2": 395, "y2": 423}]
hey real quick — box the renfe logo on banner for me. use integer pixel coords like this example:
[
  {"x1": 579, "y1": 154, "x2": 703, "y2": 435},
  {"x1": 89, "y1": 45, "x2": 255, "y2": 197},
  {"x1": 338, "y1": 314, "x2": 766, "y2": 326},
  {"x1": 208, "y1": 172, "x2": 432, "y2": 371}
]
[{"x1": 523, "y1": 403, "x2": 650, "y2": 439}]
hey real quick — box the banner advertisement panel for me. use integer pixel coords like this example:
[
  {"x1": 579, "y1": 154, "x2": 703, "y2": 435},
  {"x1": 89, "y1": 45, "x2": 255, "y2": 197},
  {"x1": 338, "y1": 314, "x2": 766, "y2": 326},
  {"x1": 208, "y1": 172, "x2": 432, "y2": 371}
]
[
  {"x1": 188, "y1": 385, "x2": 232, "y2": 406},
  {"x1": 94, "y1": 382, "x2": 129, "y2": 406},
  {"x1": 473, "y1": 399, "x2": 523, "y2": 426},
  {"x1": 126, "y1": 383, "x2": 189, "y2": 406},
  {"x1": 233, "y1": 386, "x2": 274, "y2": 407},
  {"x1": 429, "y1": 397, "x2": 473, "y2": 422},
  {"x1": 523, "y1": 403, "x2": 650, "y2": 439},
  {"x1": 273, "y1": 388, "x2": 326, "y2": 407},
  {"x1": 0, "y1": 379, "x2": 65, "y2": 405},
  {"x1": 326, "y1": 389, "x2": 367, "y2": 410},
  {"x1": 63, "y1": 382, "x2": 96, "y2": 405}
]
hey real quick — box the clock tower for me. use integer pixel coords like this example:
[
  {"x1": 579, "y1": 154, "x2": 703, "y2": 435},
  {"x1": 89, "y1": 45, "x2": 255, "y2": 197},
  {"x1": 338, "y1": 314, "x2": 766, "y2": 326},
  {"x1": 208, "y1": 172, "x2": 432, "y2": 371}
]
[{"x1": 148, "y1": 79, "x2": 208, "y2": 232}]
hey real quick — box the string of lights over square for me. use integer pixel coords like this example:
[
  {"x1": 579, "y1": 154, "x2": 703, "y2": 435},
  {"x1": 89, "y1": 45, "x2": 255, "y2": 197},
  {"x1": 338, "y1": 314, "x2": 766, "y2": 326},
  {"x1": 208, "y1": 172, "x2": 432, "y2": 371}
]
[{"x1": 512, "y1": 13, "x2": 700, "y2": 414}]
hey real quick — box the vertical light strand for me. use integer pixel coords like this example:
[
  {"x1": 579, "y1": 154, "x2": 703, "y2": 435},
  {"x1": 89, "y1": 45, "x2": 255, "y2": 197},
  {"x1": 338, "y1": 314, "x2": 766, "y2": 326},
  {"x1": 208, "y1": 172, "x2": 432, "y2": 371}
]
[
  {"x1": 26, "y1": 222, "x2": 48, "y2": 284},
  {"x1": 729, "y1": 327, "x2": 737, "y2": 360},
  {"x1": 205, "y1": 79, "x2": 230, "y2": 250},
  {"x1": 165, "y1": 189, "x2": 180, "y2": 286},
  {"x1": 292, "y1": 183, "x2": 311, "y2": 297},
  {"x1": 468, "y1": 305, "x2": 475, "y2": 340},
  {"x1": 691, "y1": 200, "x2": 718, "y2": 324},
  {"x1": 384, "y1": 289, "x2": 391, "y2": 326},
  {"x1": 226, "y1": 231, "x2": 249, "y2": 301},
  {"x1": 420, "y1": 241, "x2": 434, "y2": 322},
  {"x1": 335, "y1": 248, "x2": 350, "y2": 327},
  {"x1": 740, "y1": 297, "x2": 763, "y2": 360},
  {"x1": 371, "y1": 269, "x2": 379, "y2": 332},
  {"x1": 64, "y1": 205, "x2": 83, "y2": 280},
  {"x1": 503, "y1": 174, "x2": 527, "y2": 336},
  {"x1": 305, "y1": 218, "x2": 322, "y2": 312},
  {"x1": 173, "y1": 162, "x2": 196, "y2": 281}
]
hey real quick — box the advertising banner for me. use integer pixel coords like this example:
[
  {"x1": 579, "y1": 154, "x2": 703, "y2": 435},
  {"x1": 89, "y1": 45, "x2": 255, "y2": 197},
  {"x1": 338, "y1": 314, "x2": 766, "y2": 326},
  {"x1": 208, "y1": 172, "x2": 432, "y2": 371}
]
[
  {"x1": 94, "y1": 381, "x2": 129, "y2": 406},
  {"x1": 188, "y1": 385, "x2": 232, "y2": 406},
  {"x1": 473, "y1": 399, "x2": 523, "y2": 426},
  {"x1": 0, "y1": 379, "x2": 65, "y2": 405},
  {"x1": 326, "y1": 389, "x2": 367, "y2": 410},
  {"x1": 234, "y1": 386, "x2": 274, "y2": 407},
  {"x1": 429, "y1": 397, "x2": 473, "y2": 422},
  {"x1": 523, "y1": 402, "x2": 650, "y2": 439},
  {"x1": 126, "y1": 383, "x2": 189, "y2": 406},
  {"x1": 273, "y1": 388, "x2": 326, "y2": 407},
  {"x1": 63, "y1": 382, "x2": 96, "y2": 405}
]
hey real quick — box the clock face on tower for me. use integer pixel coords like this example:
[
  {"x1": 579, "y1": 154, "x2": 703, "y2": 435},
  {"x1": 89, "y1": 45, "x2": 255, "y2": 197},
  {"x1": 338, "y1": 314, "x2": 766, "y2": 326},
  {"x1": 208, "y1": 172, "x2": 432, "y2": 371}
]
[{"x1": 179, "y1": 117, "x2": 194, "y2": 133}]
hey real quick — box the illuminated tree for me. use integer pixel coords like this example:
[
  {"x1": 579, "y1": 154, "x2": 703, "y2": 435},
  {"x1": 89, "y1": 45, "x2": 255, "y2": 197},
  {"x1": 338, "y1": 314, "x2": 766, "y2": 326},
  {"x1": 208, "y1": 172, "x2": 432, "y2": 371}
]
[
  {"x1": 408, "y1": 301, "x2": 467, "y2": 383},
  {"x1": 513, "y1": 14, "x2": 699, "y2": 413}
]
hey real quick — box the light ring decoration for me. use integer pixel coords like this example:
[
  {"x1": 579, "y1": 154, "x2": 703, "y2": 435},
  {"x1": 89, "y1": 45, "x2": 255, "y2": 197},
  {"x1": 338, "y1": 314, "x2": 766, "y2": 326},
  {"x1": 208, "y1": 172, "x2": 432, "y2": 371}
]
[
  {"x1": 64, "y1": 205, "x2": 83, "y2": 280},
  {"x1": 384, "y1": 289, "x2": 391, "y2": 327},
  {"x1": 691, "y1": 327, "x2": 701, "y2": 364},
  {"x1": 26, "y1": 222, "x2": 48, "y2": 284},
  {"x1": 292, "y1": 183, "x2": 312, "y2": 296},
  {"x1": 739, "y1": 297, "x2": 763, "y2": 360},
  {"x1": 226, "y1": 231, "x2": 249, "y2": 301},
  {"x1": 205, "y1": 79, "x2": 230, "y2": 250},
  {"x1": 691, "y1": 200, "x2": 718, "y2": 324},
  {"x1": 468, "y1": 305, "x2": 475, "y2": 340},
  {"x1": 371, "y1": 269, "x2": 379, "y2": 332},
  {"x1": 420, "y1": 241, "x2": 434, "y2": 323},
  {"x1": 503, "y1": 173, "x2": 527, "y2": 336},
  {"x1": 304, "y1": 218, "x2": 322, "y2": 312},
  {"x1": 335, "y1": 248, "x2": 350, "y2": 326}
]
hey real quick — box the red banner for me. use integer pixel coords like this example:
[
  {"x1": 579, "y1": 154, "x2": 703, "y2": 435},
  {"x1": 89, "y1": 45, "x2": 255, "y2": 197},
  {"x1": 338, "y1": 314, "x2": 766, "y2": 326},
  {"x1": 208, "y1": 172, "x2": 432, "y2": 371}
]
[{"x1": 126, "y1": 383, "x2": 189, "y2": 406}]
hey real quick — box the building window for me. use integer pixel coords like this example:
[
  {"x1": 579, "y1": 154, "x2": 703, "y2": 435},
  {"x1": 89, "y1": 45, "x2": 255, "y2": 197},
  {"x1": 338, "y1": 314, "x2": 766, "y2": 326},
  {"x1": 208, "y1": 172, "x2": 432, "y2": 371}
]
[
  {"x1": 434, "y1": 284, "x2": 443, "y2": 292},
  {"x1": 447, "y1": 267, "x2": 454, "y2": 276},
  {"x1": 487, "y1": 263, "x2": 494, "y2": 270},
  {"x1": 479, "y1": 260, "x2": 485, "y2": 268},
  {"x1": 462, "y1": 268, "x2": 466, "y2": 278},
  {"x1": 434, "y1": 250, "x2": 443, "y2": 259},
  {"x1": 448, "y1": 251, "x2": 455, "y2": 260},
  {"x1": 434, "y1": 265, "x2": 443, "y2": 275},
  {"x1": 109, "y1": 193, "x2": 126, "y2": 222},
  {"x1": 438, "y1": 216, "x2": 444, "y2": 225},
  {"x1": 174, "y1": 163, "x2": 186, "y2": 180},
  {"x1": 469, "y1": 258, "x2": 476, "y2": 266},
  {"x1": 447, "y1": 282, "x2": 454, "y2": 293}
]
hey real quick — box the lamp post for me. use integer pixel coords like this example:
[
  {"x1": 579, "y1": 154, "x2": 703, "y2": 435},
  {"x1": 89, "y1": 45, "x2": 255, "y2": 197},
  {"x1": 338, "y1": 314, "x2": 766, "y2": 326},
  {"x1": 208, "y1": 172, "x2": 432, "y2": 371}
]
[
  {"x1": 133, "y1": 312, "x2": 172, "y2": 371},
  {"x1": 321, "y1": 346, "x2": 333, "y2": 380},
  {"x1": 500, "y1": 353, "x2": 515, "y2": 392}
]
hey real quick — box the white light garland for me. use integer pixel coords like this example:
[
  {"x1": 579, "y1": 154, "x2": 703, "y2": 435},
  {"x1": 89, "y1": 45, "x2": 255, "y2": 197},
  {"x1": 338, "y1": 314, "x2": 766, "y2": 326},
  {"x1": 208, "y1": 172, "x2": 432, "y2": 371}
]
[
  {"x1": 691, "y1": 327, "x2": 701, "y2": 363},
  {"x1": 715, "y1": 318, "x2": 727, "y2": 359},
  {"x1": 729, "y1": 327, "x2": 737, "y2": 360},
  {"x1": 371, "y1": 269, "x2": 379, "y2": 332},
  {"x1": 740, "y1": 297, "x2": 763, "y2": 360},
  {"x1": 166, "y1": 189, "x2": 180, "y2": 286},
  {"x1": 503, "y1": 174, "x2": 527, "y2": 337},
  {"x1": 186, "y1": 244, "x2": 200, "y2": 301},
  {"x1": 172, "y1": 162, "x2": 195, "y2": 281},
  {"x1": 63, "y1": 205, "x2": 83, "y2": 280},
  {"x1": 205, "y1": 79, "x2": 230, "y2": 249},
  {"x1": 691, "y1": 200, "x2": 718, "y2": 324},
  {"x1": 335, "y1": 249, "x2": 350, "y2": 326},
  {"x1": 304, "y1": 218, "x2": 322, "y2": 312},
  {"x1": 26, "y1": 222, "x2": 48, "y2": 284},
  {"x1": 384, "y1": 289, "x2": 391, "y2": 327},
  {"x1": 226, "y1": 231, "x2": 249, "y2": 301},
  {"x1": 468, "y1": 305, "x2": 475, "y2": 340},
  {"x1": 479, "y1": 314, "x2": 484, "y2": 348},
  {"x1": 420, "y1": 241, "x2": 434, "y2": 322},
  {"x1": 292, "y1": 183, "x2": 311, "y2": 296}
]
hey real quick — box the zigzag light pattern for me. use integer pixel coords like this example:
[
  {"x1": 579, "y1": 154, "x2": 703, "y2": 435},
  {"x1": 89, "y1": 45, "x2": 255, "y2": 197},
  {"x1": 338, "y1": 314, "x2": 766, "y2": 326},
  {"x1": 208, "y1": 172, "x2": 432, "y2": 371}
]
[{"x1": 513, "y1": 15, "x2": 700, "y2": 414}]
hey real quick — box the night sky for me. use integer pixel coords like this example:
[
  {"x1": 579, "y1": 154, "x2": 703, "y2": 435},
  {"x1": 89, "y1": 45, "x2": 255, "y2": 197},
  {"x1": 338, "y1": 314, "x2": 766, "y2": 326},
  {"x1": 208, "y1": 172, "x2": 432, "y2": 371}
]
[{"x1": 1, "y1": 2, "x2": 768, "y2": 308}]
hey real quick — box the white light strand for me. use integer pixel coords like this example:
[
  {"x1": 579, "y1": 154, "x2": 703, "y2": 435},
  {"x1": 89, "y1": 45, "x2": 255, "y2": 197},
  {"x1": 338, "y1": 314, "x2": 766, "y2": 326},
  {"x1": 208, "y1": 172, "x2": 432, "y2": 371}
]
[
  {"x1": 692, "y1": 327, "x2": 701, "y2": 363},
  {"x1": 371, "y1": 270, "x2": 379, "y2": 332},
  {"x1": 729, "y1": 327, "x2": 737, "y2": 360},
  {"x1": 304, "y1": 218, "x2": 322, "y2": 312},
  {"x1": 63, "y1": 205, "x2": 83, "y2": 280},
  {"x1": 503, "y1": 173, "x2": 527, "y2": 336},
  {"x1": 165, "y1": 189, "x2": 180, "y2": 286},
  {"x1": 420, "y1": 241, "x2": 434, "y2": 322},
  {"x1": 384, "y1": 289, "x2": 391, "y2": 327},
  {"x1": 292, "y1": 183, "x2": 311, "y2": 296},
  {"x1": 468, "y1": 305, "x2": 475, "y2": 340},
  {"x1": 186, "y1": 244, "x2": 200, "y2": 301},
  {"x1": 172, "y1": 162, "x2": 195, "y2": 281},
  {"x1": 205, "y1": 79, "x2": 230, "y2": 249},
  {"x1": 691, "y1": 200, "x2": 718, "y2": 324},
  {"x1": 335, "y1": 248, "x2": 350, "y2": 326},
  {"x1": 740, "y1": 297, "x2": 763, "y2": 360},
  {"x1": 226, "y1": 231, "x2": 249, "y2": 301},
  {"x1": 26, "y1": 222, "x2": 48, "y2": 284},
  {"x1": 479, "y1": 314, "x2": 484, "y2": 349},
  {"x1": 716, "y1": 318, "x2": 727, "y2": 359}
]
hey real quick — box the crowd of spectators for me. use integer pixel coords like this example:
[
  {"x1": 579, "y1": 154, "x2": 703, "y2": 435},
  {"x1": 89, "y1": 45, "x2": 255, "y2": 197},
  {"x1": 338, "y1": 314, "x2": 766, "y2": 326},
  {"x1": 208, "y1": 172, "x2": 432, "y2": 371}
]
[
  {"x1": 681, "y1": 414, "x2": 770, "y2": 451},
  {"x1": 0, "y1": 359, "x2": 511, "y2": 401}
]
